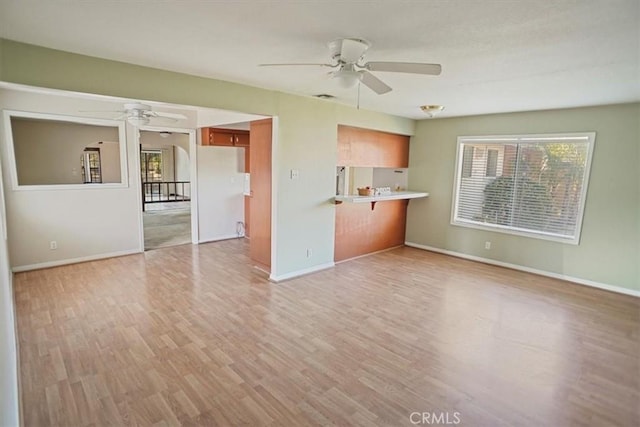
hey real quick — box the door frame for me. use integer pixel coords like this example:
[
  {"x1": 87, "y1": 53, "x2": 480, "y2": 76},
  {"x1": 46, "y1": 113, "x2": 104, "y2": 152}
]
[
  {"x1": 269, "y1": 116, "x2": 279, "y2": 278},
  {"x1": 136, "y1": 126, "x2": 199, "y2": 249}
]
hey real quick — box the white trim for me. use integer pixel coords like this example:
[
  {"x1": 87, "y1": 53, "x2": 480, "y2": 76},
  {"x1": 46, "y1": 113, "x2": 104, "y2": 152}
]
[
  {"x1": 188, "y1": 130, "x2": 199, "y2": 244},
  {"x1": 0, "y1": 133, "x2": 8, "y2": 241},
  {"x1": 458, "y1": 133, "x2": 594, "y2": 142},
  {"x1": 270, "y1": 117, "x2": 279, "y2": 275},
  {"x1": 404, "y1": 241, "x2": 640, "y2": 298},
  {"x1": 132, "y1": 126, "x2": 145, "y2": 252},
  {"x1": 198, "y1": 235, "x2": 242, "y2": 244},
  {"x1": 269, "y1": 262, "x2": 335, "y2": 283},
  {"x1": 11, "y1": 249, "x2": 141, "y2": 272},
  {"x1": 0, "y1": 164, "x2": 20, "y2": 425},
  {"x1": 3, "y1": 109, "x2": 129, "y2": 190}
]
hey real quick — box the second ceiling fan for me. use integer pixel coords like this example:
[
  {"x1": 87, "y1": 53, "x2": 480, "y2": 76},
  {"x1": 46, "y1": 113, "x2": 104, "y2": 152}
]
[{"x1": 260, "y1": 38, "x2": 442, "y2": 94}]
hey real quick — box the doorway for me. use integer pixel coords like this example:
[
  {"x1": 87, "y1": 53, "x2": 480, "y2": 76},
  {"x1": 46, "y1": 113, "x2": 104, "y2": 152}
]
[
  {"x1": 139, "y1": 131, "x2": 192, "y2": 250},
  {"x1": 82, "y1": 148, "x2": 102, "y2": 183},
  {"x1": 194, "y1": 118, "x2": 273, "y2": 274}
]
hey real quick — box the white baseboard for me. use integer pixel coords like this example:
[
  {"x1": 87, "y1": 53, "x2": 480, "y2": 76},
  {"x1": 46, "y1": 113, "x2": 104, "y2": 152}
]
[
  {"x1": 198, "y1": 234, "x2": 242, "y2": 244},
  {"x1": 270, "y1": 262, "x2": 335, "y2": 283},
  {"x1": 11, "y1": 249, "x2": 141, "y2": 273},
  {"x1": 405, "y1": 241, "x2": 640, "y2": 298}
]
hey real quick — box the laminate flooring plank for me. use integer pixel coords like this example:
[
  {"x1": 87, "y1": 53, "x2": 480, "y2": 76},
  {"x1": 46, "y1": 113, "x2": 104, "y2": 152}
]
[{"x1": 14, "y1": 240, "x2": 640, "y2": 426}]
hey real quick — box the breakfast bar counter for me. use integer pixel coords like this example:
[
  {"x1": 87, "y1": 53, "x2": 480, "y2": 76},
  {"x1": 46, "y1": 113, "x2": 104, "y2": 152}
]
[{"x1": 334, "y1": 191, "x2": 429, "y2": 204}]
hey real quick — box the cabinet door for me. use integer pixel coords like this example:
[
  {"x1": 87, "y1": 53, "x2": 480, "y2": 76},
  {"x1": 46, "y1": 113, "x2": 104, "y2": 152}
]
[
  {"x1": 211, "y1": 130, "x2": 235, "y2": 146},
  {"x1": 348, "y1": 126, "x2": 380, "y2": 167},
  {"x1": 377, "y1": 131, "x2": 409, "y2": 167},
  {"x1": 201, "y1": 128, "x2": 212, "y2": 146},
  {"x1": 337, "y1": 125, "x2": 409, "y2": 167},
  {"x1": 338, "y1": 125, "x2": 378, "y2": 167},
  {"x1": 234, "y1": 132, "x2": 250, "y2": 147}
]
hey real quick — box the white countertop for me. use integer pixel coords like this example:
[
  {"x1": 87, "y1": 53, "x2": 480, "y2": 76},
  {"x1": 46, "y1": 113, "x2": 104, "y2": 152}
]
[{"x1": 335, "y1": 191, "x2": 429, "y2": 203}]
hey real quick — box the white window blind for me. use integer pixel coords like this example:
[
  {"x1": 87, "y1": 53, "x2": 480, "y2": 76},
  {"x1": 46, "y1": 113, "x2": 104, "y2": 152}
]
[{"x1": 452, "y1": 133, "x2": 595, "y2": 244}]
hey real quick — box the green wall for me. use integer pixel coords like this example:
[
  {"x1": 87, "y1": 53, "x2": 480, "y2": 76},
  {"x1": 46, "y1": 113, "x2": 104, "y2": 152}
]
[
  {"x1": 0, "y1": 39, "x2": 414, "y2": 278},
  {"x1": 1, "y1": 38, "x2": 637, "y2": 289},
  {"x1": 407, "y1": 103, "x2": 640, "y2": 291}
]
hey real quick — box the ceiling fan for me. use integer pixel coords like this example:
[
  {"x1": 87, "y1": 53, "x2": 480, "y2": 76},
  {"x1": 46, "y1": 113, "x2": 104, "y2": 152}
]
[
  {"x1": 84, "y1": 103, "x2": 188, "y2": 126},
  {"x1": 260, "y1": 38, "x2": 442, "y2": 95}
]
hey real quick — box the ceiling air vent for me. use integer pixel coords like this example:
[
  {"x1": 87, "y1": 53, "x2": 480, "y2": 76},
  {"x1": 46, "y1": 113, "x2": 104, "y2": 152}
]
[{"x1": 313, "y1": 94, "x2": 335, "y2": 99}]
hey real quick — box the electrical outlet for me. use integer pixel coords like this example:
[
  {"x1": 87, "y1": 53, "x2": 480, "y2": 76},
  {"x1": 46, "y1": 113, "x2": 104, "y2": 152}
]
[
  {"x1": 485, "y1": 241, "x2": 491, "y2": 250},
  {"x1": 50, "y1": 241, "x2": 57, "y2": 250},
  {"x1": 306, "y1": 248, "x2": 312, "y2": 258},
  {"x1": 290, "y1": 169, "x2": 300, "y2": 180}
]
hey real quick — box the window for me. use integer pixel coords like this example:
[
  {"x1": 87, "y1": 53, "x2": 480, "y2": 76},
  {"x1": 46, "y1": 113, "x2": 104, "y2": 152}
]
[
  {"x1": 452, "y1": 133, "x2": 595, "y2": 244},
  {"x1": 83, "y1": 148, "x2": 102, "y2": 183},
  {"x1": 140, "y1": 150, "x2": 163, "y2": 183}
]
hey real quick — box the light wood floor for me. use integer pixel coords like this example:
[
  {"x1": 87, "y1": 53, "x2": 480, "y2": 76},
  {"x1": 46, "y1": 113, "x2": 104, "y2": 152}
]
[{"x1": 14, "y1": 240, "x2": 640, "y2": 426}]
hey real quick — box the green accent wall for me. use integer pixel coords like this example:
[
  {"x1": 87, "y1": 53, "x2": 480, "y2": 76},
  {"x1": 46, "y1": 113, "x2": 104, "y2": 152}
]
[
  {"x1": 1, "y1": 38, "x2": 637, "y2": 288},
  {"x1": 0, "y1": 38, "x2": 414, "y2": 278},
  {"x1": 407, "y1": 103, "x2": 640, "y2": 291}
]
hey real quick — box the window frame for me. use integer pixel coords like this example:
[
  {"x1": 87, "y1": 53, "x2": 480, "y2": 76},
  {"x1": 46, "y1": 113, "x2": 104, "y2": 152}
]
[
  {"x1": 450, "y1": 132, "x2": 596, "y2": 245},
  {"x1": 3, "y1": 110, "x2": 128, "y2": 191}
]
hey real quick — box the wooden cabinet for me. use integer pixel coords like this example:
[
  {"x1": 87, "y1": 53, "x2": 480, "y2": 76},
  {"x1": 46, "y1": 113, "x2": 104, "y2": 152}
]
[
  {"x1": 335, "y1": 125, "x2": 411, "y2": 262},
  {"x1": 334, "y1": 200, "x2": 408, "y2": 262},
  {"x1": 234, "y1": 132, "x2": 250, "y2": 147},
  {"x1": 337, "y1": 125, "x2": 409, "y2": 167},
  {"x1": 201, "y1": 128, "x2": 250, "y2": 147}
]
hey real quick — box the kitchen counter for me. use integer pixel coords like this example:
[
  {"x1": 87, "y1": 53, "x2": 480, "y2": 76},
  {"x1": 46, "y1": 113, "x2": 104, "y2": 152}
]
[{"x1": 334, "y1": 191, "x2": 429, "y2": 204}]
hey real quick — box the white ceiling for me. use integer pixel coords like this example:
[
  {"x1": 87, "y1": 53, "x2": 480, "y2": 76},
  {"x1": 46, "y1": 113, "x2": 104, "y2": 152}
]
[{"x1": 0, "y1": 1, "x2": 638, "y2": 119}]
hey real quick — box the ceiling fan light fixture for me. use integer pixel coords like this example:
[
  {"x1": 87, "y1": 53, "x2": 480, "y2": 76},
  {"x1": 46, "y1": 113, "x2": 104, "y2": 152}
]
[
  {"x1": 420, "y1": 104, "x2": 445, "y2": 118},
  {"x1": 329, "y1": 38, "x2": 370, "y2": 62},
  {"x1": 335, "y1": 70, "x2": 362, "y2": 88}
]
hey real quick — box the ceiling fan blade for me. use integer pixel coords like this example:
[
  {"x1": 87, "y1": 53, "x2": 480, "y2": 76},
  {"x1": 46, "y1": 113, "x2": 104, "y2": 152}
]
[
  {"x1": 360, "y1": 71, "x2": 392, "y2": 95},
  {"x1": 364, "y1": 61, "x2": 442, "y2": 76},
  {"x1": 340, "y1": 38, "x2": 369, "y2": 63},
  {"x1": 147, "y1": 111, "x2": 188, "y2": 120},
  {"x1": 259, "y1": 63, "x2": 335, "y2": 67}
]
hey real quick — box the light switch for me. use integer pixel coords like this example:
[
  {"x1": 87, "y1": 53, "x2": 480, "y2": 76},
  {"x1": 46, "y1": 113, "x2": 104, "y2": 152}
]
[{"x1": 290, "y1": 169, "x2": 300, "y2": 180}]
